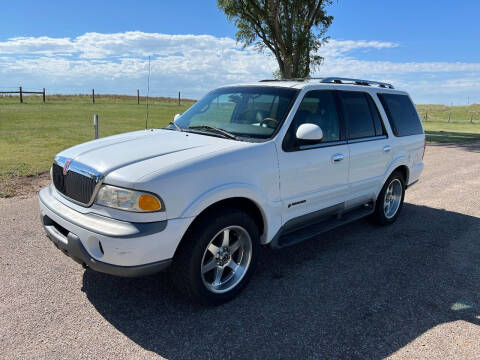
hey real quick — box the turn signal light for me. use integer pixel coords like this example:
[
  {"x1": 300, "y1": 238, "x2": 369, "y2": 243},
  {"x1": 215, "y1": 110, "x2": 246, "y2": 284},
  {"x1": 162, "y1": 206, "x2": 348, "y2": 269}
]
[{"x1": 138, "y1": 194, "x2": 162, "y2": 211}]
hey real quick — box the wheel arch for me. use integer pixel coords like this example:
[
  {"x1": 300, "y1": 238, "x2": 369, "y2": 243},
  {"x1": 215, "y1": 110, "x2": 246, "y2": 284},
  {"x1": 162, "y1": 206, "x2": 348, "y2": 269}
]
[
  {"x1": 383, "y1": 157, "x2": 410, "y2": 188},
  {"x1": 174, "y1": 196, "x2": 267, "y2": 259},
  {"x1": 179, "y1": 182, "x2": 280, "y2": 236},
  {"x1": 392, "y1": 165, "x2": 409, "y2": 185},
  {"x1": 192, "y1": 197, "x2": 265, "y2": 235}
]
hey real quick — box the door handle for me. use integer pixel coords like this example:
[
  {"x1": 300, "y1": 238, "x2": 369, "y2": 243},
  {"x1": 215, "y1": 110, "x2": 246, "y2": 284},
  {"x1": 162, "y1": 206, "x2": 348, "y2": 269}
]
[
  {"x1": 332, "y1": 153, "x2": 344, "y2": 163},
  {"x1": 383, "y1": 145, "x2": 392, "y2": 152}
]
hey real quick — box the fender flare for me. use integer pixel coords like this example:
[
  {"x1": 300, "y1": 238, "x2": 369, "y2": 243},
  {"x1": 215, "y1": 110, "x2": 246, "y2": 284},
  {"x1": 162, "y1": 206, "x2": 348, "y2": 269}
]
[
  {"x1": 383, "y1": 155, "x2": 410, "y2": 186},
  {"x1": 179, "y1": 183, "x2": 278, "y2": 240}
]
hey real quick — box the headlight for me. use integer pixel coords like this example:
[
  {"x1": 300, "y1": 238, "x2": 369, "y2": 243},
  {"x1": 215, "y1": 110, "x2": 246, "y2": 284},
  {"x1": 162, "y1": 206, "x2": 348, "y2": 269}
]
[{"x1": 94, "y1": 185, "x2": 163, "y2": 212}]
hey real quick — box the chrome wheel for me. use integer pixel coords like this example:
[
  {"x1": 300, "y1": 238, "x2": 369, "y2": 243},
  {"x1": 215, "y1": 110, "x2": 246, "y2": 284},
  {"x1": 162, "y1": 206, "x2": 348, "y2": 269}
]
[
  {"x1": 384, "y1": 178, "x2": 403, "y2": 219},
  {"x1": 201, "y1": 225, "x2": 252, "y2": 294}
]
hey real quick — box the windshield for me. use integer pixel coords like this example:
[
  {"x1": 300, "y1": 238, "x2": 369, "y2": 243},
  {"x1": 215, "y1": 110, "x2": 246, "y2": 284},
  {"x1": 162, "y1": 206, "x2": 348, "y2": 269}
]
[{"x1": 171, "y1": 86, "x2": 298, "y2": 140}]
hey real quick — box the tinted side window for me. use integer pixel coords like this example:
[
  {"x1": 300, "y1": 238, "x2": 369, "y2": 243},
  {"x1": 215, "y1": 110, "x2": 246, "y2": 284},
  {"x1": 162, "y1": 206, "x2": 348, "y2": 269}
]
[
  {"x1": 339, "y1": 92, "x2": 376, "y2": 139},
  {"x1": 290, "y1": 90, "x2": 341, "y2": 143},
  {"x1": 366, "y1": 95, "x2": 386, "y2": 136},
  {"x1": 378, "y1": 94, "x2": 423, "y2": 136}
]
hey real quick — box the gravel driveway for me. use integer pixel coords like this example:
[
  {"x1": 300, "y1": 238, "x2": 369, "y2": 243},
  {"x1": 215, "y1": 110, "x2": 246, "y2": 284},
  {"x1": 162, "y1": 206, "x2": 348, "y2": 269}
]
[{"x1": 1, "y1": 141, "x2": 479, "y2": 360}]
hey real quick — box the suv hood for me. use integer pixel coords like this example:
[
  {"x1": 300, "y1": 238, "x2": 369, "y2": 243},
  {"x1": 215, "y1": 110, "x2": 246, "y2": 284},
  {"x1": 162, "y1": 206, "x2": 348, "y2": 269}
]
[{"x1": 57, "y1": 129, "x2": 243, "y2": 175}]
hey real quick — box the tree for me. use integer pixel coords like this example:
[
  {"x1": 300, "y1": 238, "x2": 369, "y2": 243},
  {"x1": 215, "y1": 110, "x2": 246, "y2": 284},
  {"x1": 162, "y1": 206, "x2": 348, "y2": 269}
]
[{"x1": 217, "y1": 0, "x2": 334, "y2": 79}]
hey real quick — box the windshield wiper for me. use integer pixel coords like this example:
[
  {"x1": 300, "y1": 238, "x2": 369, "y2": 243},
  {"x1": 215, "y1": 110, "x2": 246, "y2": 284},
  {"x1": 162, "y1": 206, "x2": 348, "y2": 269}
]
[
  {"x1": 168, "y1": 121, "x2": 183, "y2": 132},
  {"x1": 188, "y1": 125, "x2": 237, "y2": 140}
]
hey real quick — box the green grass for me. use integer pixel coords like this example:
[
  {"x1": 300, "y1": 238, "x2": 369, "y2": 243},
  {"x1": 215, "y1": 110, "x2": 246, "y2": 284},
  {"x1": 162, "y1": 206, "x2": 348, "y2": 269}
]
[
  {"x1": 1, "y1": 95, "x2": 480, "y2": 196},
  {"x1": 0, "y1": 95, "x2": 195, "y2": 196},
  {"x1": 417, "y1": 104, "x2": 480, "y2": 142},
  {"x1": 417, "y1": 104, "x2": 480, "y2": 123}
]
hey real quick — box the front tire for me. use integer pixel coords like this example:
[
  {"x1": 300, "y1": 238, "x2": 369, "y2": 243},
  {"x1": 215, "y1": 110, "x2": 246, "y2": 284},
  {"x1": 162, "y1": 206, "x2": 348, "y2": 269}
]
[
  {"x1": 372, "y1": 171, "x2": 405, "y2": 225},
  {"x1": 172, "y1": 208, "x2": 259, "y2": 306}
]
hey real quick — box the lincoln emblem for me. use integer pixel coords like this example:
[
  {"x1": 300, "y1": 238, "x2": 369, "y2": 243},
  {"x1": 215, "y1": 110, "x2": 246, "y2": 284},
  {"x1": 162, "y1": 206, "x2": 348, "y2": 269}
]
[{"x1": 63, "y1": 159, "x2": 72, "y2": 176}]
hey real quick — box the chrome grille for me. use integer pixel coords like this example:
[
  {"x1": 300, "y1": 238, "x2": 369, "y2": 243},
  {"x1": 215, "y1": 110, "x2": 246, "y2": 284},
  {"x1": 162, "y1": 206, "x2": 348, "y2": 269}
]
[{"x1": 52, "y1": 157, "x2": 104, "y2": 206}]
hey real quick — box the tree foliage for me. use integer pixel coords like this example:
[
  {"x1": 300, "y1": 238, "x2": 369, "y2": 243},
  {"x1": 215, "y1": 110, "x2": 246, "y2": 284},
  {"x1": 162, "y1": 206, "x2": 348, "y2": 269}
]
[{"x1": 218, "y1": 0, "x2": 334, "y2": 79}]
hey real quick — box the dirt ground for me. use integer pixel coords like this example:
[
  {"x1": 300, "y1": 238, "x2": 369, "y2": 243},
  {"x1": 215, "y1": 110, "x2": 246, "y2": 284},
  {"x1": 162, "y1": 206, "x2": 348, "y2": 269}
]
[
  {"x1": 0, "y1": 171, "x2": 50, "y2": 198},
  {"x1": 1, "y1": 141, "x2": 479, "y2": 359}
]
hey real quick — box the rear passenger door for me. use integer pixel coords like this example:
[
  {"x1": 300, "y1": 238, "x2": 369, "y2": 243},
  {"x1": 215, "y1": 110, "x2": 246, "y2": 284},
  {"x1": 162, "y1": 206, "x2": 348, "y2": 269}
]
[{"x1": 338, "y1": 91, "x2": 392, "y2": 208}]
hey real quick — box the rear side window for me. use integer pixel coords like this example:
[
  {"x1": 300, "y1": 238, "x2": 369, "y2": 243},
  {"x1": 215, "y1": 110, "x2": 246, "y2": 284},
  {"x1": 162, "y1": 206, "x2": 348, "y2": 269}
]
[
  {"x1": 378, "y1": 94, "x2": 423, "y2": 136},
  {"x1": 339, "y1": 92, "x2": 376, "y2": 139}
]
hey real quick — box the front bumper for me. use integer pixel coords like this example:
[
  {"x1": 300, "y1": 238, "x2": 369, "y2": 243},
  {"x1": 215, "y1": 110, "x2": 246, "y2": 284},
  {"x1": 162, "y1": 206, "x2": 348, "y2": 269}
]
[
  {"x1": 42, "y1": 215, "x2": 171, "y2": 277},
  {"x1": 39, "y1": 185, "x2": 193, "y2": 277}
]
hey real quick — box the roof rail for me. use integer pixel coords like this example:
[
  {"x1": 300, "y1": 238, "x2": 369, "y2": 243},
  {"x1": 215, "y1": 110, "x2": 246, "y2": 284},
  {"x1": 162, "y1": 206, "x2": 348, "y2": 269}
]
[
  {"x1": 259, "y1": 77, "x2": 395, "y2": 89},
  {"x1": 259, "y1": 78, "x2": 309, "y2": 82},
  {"x1": 321, "y1": 77, "x2": 394, "y2": 89}
]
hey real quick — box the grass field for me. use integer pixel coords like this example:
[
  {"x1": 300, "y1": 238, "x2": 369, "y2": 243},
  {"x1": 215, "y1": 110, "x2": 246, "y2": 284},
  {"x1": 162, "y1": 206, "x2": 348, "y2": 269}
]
[
  {"x1": 417, "y1": 104, "x2": 480, "y2": 143},
  {"x1": 1, "y1": 95, "x2": 480, "y2": 196},
  {"x1": 0, "y1": 95, "x2": 195, "y2": 196}
]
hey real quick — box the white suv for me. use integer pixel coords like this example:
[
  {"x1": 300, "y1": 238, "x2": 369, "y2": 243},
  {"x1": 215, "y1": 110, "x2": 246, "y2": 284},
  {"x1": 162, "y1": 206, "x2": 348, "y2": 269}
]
[{"x1": 39, "y1": 77, "x2": 425, "y2": 305}]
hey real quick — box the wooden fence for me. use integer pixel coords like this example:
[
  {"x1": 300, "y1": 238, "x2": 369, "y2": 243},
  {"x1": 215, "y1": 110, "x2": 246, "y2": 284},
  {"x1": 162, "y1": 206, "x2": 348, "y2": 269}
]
[
  {"x1": 0, "y1": 87, "x2": 183, "y2": 105},
  {"x1": 422, "y1": 111, "x2": 478, "y2": 124},
  {"x1": 0, "y1": 87, "x2": 45, "y2": 103}
]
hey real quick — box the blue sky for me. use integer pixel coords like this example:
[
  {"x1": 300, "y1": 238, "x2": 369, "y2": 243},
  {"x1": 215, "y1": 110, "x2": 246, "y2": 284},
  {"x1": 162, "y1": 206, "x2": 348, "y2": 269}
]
[{"x1": 1, "y1": 0, "x2": 479, "y2": 104}]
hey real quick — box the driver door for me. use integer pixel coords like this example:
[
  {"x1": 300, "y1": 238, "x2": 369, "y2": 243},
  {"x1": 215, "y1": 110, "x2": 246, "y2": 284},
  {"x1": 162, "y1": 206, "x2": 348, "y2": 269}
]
[{"x1": 277, "y1": 90, "x2": 350, "y2": 223}]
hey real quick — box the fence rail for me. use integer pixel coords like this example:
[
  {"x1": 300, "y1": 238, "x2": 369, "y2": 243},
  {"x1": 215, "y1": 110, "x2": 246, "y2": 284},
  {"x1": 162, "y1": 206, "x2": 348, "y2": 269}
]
[
  {"x1": 0, "y1": 86, "x2": 184, "y2": 105},
  {"x1": 421, "y1": 110, "x2": 479, "y2": 124},
  {"x1": 0, "y1": 87, "x2": 46, "y2": 103},
  {"x1": 2, "y1": 88, "x2": 477, "y2": 123}
]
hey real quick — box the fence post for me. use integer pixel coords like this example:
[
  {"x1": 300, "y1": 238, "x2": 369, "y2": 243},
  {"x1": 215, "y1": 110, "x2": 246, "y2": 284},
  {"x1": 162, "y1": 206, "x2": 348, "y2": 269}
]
[
  {"x1": 448, "y1": 112, "x2": 451, "y2": 123},
  {"x1": 19, "y1": 86, "x2": 23, "y2": 103},
  {"x1": 92, "y1": 89, "x2": 95, "y2": 104},
  {"x1": 42, "y1": 88, "x2": 46, "y2": 103},
  {"x1": 178, "y1": 91, "x2": 181, "y2": 106},
  {"x1": 93, "y1": 114, "x2": 99, "y2": 139},
  {"x1": 137, "y1": 89, "x2": 140, "y2": 104},
  {"x1": 470, "y1": 114, "x2": 474, "y2": 123}
]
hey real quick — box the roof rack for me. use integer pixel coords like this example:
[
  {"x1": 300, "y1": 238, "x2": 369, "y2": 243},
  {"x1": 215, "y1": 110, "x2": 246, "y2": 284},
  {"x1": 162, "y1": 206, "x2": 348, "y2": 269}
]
[
  {"x1": 259, "y1": 78, "x2": 309, "y2": 82},
  {"x1": 259, "y1": 77, "x2": 394, "y2": 89},
  {"x1": 320, "y1": 77, "x2": 394, "y2": 89}
]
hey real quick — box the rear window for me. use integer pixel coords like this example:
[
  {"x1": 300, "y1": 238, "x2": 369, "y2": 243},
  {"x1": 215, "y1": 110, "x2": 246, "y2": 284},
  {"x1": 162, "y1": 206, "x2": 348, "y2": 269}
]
[{"x1": 378, "y1": 94, "x2": 423, "y2": 136}]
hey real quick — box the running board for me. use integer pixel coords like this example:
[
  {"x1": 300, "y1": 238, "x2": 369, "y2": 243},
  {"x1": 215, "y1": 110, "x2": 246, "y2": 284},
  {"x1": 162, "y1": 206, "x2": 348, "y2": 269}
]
[{"x1": 271, "y1": 203, "x2": 375, "y2": 249}]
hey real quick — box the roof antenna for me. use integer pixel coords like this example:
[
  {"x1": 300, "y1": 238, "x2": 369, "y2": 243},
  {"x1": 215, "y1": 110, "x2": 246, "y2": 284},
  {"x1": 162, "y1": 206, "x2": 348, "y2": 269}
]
[{"x1": 145, "y1": 55, "x2": 151, "y2": 129}]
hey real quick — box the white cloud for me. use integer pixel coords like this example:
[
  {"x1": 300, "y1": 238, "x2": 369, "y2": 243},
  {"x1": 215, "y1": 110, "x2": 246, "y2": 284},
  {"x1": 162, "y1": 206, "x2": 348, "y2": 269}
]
[{"x1": 0, "y1": 31, "x2": 479, "y2": 103}]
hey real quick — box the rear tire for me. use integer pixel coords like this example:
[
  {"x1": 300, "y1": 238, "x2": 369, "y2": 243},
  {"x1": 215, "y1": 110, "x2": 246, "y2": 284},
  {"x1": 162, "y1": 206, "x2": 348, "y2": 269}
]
[
  {"x1": 172, "y1": 207, "x2": 259, "y2": 306},
  {"x1": 371, "y1": 171, "x2": 405, "y2": 225}
]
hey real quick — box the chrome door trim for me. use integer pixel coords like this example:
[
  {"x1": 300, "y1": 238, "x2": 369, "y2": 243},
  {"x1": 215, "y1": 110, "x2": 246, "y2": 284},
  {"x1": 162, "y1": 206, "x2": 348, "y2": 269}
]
[
  {"x1": 347, "y1": 135, "x2": 387, "y2": 144},
  {"x1": 298, "y1": 140, "x2": 348, "y2": 151}
]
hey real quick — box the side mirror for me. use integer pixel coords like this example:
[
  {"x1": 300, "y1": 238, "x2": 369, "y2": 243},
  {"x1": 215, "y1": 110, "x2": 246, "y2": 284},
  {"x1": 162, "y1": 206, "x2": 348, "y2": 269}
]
[
  {"x1": 296, "y1": 123, "x2": 323, "y2": 141},
  {"x1": 174, "y1": 113, "x2": 182, "y2": 121}
]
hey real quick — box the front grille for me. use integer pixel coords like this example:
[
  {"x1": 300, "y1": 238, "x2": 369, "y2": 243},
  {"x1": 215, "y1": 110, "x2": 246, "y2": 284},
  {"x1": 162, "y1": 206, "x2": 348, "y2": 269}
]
[{"x1": 52, "y1": 163, "x2": 98, "y2": 205}]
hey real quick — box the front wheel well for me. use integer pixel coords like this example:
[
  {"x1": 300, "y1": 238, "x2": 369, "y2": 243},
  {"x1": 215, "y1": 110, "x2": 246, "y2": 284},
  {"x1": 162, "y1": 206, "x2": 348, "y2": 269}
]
[{"x1": 175, "y1": 197, "x2": 265, "y2": 256}]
